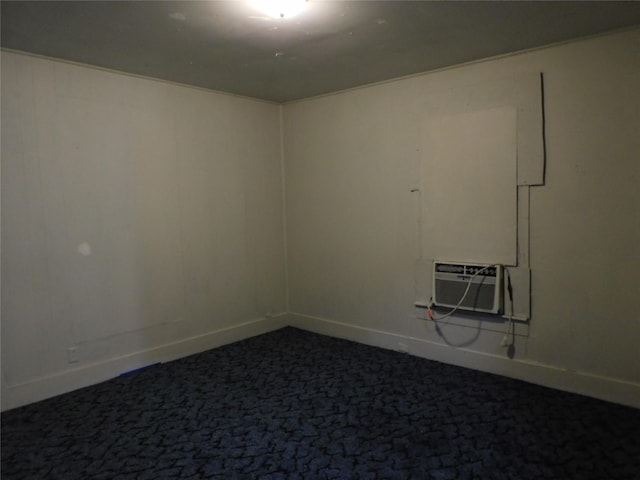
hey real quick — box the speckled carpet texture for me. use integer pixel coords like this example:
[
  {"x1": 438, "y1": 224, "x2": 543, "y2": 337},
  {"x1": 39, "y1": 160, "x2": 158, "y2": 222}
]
[{"x1": 2, "y1": 327, "x2": 639, "y2": 479}]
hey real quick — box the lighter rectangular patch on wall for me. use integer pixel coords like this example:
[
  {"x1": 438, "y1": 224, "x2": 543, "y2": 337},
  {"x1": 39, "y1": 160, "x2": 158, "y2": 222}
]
[{"x1": 421, "y1": 106, "x2": 517, "y2": 266}]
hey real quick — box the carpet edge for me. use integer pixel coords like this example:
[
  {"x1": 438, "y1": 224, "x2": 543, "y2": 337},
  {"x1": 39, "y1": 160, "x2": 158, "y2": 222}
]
[
  {"x1": 286, "y1": 312, "x2": 640, "y2": 409},
  {"x1": 1, "y1": 314, "x2": 289, "y2": 411}
]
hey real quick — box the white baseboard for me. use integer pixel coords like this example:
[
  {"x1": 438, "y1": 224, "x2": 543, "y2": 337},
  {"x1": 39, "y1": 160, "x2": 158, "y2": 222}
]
[
  {"x1": 1, "y1": 314, "x2": 289, "y2": 411},
  {"x1": 285, "y1": 312, "x2": 640, "y2": 409},
  {"x1": 5, "y1": 312, "x2": 638, "y2": 411}
]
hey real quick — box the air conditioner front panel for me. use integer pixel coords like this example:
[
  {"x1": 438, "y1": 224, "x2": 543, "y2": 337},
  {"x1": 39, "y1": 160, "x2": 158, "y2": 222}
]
[{"x1": 433, "y1": 262, "x2": 502, "y2": 314}]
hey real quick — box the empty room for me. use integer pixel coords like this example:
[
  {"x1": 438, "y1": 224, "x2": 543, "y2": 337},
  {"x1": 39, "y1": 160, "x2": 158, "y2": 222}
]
[{"x1": 1, "y1": 1, "x2": 639, "y2": 478}]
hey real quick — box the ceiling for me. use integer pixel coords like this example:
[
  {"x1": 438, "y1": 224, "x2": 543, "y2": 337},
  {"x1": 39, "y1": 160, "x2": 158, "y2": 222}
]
[{"x1": 2, "y1": 1, "x2": 640, "y2": 103}]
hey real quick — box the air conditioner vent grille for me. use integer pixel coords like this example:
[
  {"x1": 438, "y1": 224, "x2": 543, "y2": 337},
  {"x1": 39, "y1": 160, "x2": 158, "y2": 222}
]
[{"x1": 433, "y1": 261, "x2": 502, "y2": 314}]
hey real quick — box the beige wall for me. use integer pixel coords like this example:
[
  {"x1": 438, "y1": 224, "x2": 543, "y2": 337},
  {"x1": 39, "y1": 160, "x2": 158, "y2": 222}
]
[
  {"x1": 1, "y1": 52, "x2": 287, "y2": 409},
  {"x1": 2, "y1": 28, "x2": 639, "y2": 409},
  {"x1": 283, "y1": 29, "x2": 640, "y2": 406}
]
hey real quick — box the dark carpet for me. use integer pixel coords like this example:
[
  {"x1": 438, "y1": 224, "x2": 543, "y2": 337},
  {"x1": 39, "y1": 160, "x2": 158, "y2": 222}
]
[{"x1": 2, "y1": 327, "x2": 639, "y2": 480}]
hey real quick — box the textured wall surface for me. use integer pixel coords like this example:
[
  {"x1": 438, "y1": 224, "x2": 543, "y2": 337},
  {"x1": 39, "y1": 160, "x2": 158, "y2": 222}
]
[
  {"x1": 283, "y1": 29, "x2": 640, "y2": 402},
  {"x1": 1, "y1": 52, "x2": 287, "y2": 408},
  {"x1": 2, "y1": 29, "x2": 639, "y2": 409}
]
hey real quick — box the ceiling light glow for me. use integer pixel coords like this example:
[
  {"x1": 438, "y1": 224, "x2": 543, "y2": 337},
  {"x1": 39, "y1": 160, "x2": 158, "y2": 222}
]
[{"x1": 250, "y1": 0, "x2": 308, "y2": 19}]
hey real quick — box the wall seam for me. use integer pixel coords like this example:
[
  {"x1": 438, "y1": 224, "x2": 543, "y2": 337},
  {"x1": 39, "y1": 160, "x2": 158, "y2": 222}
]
[{"x1": 278, "y1": 105, "x2": 290, "y2": 312}]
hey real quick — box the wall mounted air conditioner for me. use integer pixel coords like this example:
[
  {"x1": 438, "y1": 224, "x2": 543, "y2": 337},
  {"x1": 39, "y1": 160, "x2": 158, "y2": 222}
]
[{"x1": 433, "y1": 261, "x2": 502, "y2": 314}]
